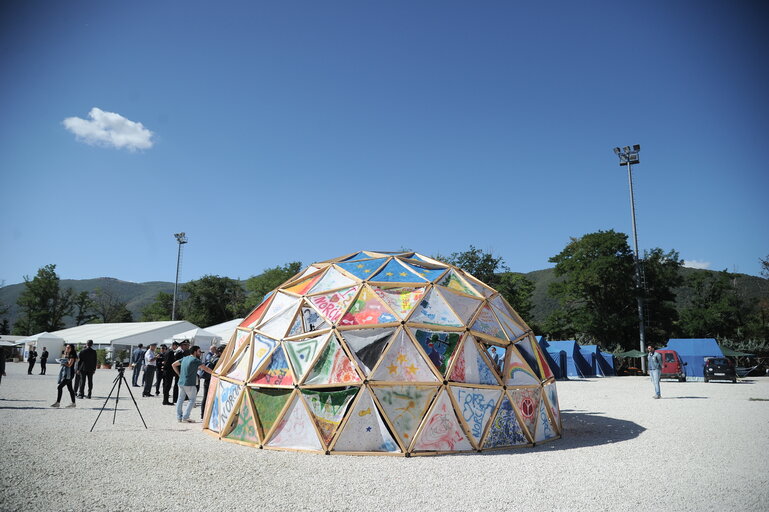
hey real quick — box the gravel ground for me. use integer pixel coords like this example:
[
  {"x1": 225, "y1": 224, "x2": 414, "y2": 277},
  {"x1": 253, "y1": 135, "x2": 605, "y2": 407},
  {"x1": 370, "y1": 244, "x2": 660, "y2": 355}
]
[{"x1": 0, "y1": 361, "x2": 767, "y2": 512}]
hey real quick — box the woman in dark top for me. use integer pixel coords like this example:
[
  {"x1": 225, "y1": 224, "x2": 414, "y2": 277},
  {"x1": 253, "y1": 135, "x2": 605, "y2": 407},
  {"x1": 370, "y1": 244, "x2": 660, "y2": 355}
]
[{"x1": 51, "y1": 344, "x2": 78, "y2": 408}]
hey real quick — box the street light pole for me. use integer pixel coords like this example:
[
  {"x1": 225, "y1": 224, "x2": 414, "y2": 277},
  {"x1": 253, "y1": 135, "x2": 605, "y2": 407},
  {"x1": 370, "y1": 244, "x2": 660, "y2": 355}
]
[
  {"x1": 172, "y1": 232, "x2": 188, "y2": 321},
  {"x1": 614, "y1": 145, "x2": 647, "y2": 373}
]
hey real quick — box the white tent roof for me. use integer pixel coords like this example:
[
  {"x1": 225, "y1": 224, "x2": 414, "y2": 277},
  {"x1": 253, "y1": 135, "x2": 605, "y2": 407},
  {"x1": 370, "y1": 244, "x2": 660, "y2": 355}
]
[
  {"x1": 171, "y1": 327, "x2": 221, "y2": 343},
  {"x1": 52, "y1": 321, "x2": 199, "y2": 347},
  {"x1": 16, "y1": 332, "x2": 66, "y2": 344},
  {"x1": 203, "y1": 318, "x2": 243, "y2": 344}
]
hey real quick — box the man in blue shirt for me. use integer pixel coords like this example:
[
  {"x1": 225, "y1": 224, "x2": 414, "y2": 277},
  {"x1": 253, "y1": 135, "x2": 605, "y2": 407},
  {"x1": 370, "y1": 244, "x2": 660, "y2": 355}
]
[
  {"x1": 647, "y1": 345, "x2": 663, "y2": 399},
  {"x1": 172, "y1": 345, "x2": 213, "y2": 423}
]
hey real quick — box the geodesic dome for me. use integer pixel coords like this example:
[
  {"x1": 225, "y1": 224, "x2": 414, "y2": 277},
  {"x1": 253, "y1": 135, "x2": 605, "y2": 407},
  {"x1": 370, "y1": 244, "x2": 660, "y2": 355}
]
[{"x1": 202, "y1": 251, "x2": 561, "y2": 455}]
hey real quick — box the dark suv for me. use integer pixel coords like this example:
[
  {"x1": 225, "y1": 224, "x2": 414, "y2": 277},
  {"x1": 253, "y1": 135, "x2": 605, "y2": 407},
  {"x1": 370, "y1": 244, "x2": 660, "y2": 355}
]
[{"x1": 704, "y1": 357, "x2": 737, "y2": 383}]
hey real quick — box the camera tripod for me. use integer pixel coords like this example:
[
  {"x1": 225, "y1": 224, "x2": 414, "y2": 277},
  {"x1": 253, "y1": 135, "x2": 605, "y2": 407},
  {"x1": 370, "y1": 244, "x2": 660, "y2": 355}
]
[{"x1": 90, "y1": 365, "x2": 148, "y2": 432}]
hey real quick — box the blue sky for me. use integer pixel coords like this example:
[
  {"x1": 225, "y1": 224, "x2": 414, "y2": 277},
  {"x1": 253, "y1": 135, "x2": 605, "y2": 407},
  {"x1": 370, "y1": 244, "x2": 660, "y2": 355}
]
[{"x1": 1, "y1": 0, "x2": 767, "y2": 287}]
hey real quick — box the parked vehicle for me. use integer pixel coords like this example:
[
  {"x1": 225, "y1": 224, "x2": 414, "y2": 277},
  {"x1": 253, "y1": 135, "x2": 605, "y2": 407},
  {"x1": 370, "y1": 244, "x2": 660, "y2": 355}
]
[
  {"x1": 704, "y1": 357, "x2": 737, "y2": 383},
  {"x1": 657, "y1": 349, "x2": 687, "y2": 382}
]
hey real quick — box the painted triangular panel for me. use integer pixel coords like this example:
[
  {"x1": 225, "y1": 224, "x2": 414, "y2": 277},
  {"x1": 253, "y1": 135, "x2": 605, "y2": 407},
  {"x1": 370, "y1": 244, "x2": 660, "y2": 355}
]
[
  {"x1": 515, "y1": 338, "x2": 543, "y2": 380},
  {"x1": 543, "y1": 381, "x2": 561, "y2": 432},
  {"x1": 371, "y1": 329, "x2": 438, "y2": 382},
  {"x1": 250, "y1": 346, "x2": 294, "y2": 386},
  {"x1": 410, "y1": 328, "x2": 462, "y2": 376},
  {"x1": 335, "y1": 258, "x2": 388, "y2": 280},
  {"x1": 412, "y1": 389, "x2": 472, "y2": 452},
  {"x1": 437, "y1": 269, "x2": 480, "y2": 297},
  {"x1": 450, "y1": 386, "x2": 502, "y2": 445},
  {"x1": 437, "y1": 286, "x2": 483, "y2": 324},
  {"x1": 231, "y1": 329, "x2": 251, "y2": 355},
  {"x1": 249, "y1": 387, "x2": 292, "y2": 436},
  {"x1": 257, "y1": 303, "x2": 299, "y2": 339},
  {"x1": 307, "y1": 286, "x2": 359, "y2": 324},
  {"x1": 370, "y1": 259, "x2": 426, "y2": 283},
  {"x1": 203, "y1": 376, "x2": 219, "y2": 430},
  {"x1": 207, "y1": 380, "x2": 240, "y2": 434},
  {"x1": 240, "y1": 295, "x2": 273, "y2": 329},
  {"x1": 464, "y1": 274, "x2": 495, "y2": 298},
  {"x1": 371, "y1": 285, "x2": 426, "y2": 319},
  {"x1": 284, "y1": 270, "x2": 324, "y2": 295},
  {"x1": 534, "y1": 393, "x2": 558, "y2": 442},
  {"x1": 249, "y1": 334, "x2": 278, "y2": 378},
  {"x1": 302, "y1": 388, "x2": 358, "y2": 447},
  {"x1": 226, "y1": 342, "x2": 251, "y2": 381},
  {"x1": 495, "y1": 309, "x2": 526, "y2": 341},
  {"x1": 400, "y1": 259, "x2": 448, "y2": 283},
  {"x1": 448, "y1": 336, "x2": 497, "y2": 385},
  {"x1": 509, "y1": 387, "x2": 540, "y2": 438},
  {"x1": 288, "y1": 303, "x2": 329, "y2": 337},
  {"x1": 534, "y1": 342, "x2": 555, "y2": 380},
  {"x1": 504, "y1": 346, "x2": 540, "y2": 386},
  {"x1": 339, "y1": 287, "x2": 397, "y2": 327},
  {"x1": 260, "y1": 292, "x2": 300, "y2": 324},
  {"x1": 304, "y1": 334, "x2": 362, "y2": 385},
  {"x1": 223, "y1": 391, "x2": 260, "y2": 444},
  {"x1": 341, "y1": 251, "x2": 371, "y2": 262},
  {"x1": 333, "y1": 387, "x2": 400, "y2": 453},
  {"x1": 483, "y1": 395, "x2": 528, "y2": 448},
  {"x1": 339, "y1": 327, "x2": 395, "y2": 376},
  {"x1": 265, "y1": 394, "x2": 323, "y2": 451},
  {"x1": 308, "y1": 267, "x2": 356, "y2": 294},
  {"x1": 471, "y1": 305, "x2": 507, "y2": 341},
  {"x1": 408, "y1": 288, "x2": 464, "y2": 328},
  {"x1": 372, "y1": 385, "x2": 437, "y2": 449},
  {"x1": 284, "y1": 333, "x2": 328, "y2": 381}
]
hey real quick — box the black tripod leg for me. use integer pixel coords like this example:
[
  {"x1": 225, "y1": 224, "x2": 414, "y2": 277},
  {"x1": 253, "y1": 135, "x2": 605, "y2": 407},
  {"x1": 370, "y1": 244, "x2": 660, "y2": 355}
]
[
  {"x1": 112, "y1": 374, "x2": 123, "y2": 425},
  {"x1": 90, "y1": 374, "x2": 121, "y2": 433},
  {"x1": 121, "y1": 374, "x2": 148, "y2": 429}
]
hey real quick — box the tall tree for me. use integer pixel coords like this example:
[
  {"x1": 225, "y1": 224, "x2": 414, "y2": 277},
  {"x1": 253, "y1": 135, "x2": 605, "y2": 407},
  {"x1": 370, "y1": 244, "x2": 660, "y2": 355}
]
[
  {"x1": 496, "y1": 272, "x2": 536, "y2": 326},
  {"x1": 437, "y1": 246, "x2": 508, "y2": 285},
  {"x1": 182, "y1": 275, "x2": 245, "y2": 326},
  {"x1": 14, "y1": 264, "x2": 73, "y2": 335},
  {"x1": 72, "y1": 291, "x2": 97, "y2": 325},
  {"x1": 243, "y1": 262, "x2": 302, "y2": 312},
  {"x1": 141, "y1": 291, "x2": 174, "y2": 321},
  {"x1": 640, "y1": 247, "x2": 683, "y2": 345},
  {"x1": 92, "y1": 287, "x2": 133, "y2": 323},
  {"x1": 677, "y1": 270, "x2": 742, "y2": 339}
]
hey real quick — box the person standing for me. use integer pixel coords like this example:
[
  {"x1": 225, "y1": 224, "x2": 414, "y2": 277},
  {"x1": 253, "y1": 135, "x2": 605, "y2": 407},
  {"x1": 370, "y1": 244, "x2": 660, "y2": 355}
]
[
  {"x1": 162, "y1": 341, "x2": 180, "y2": 405},
  {"x1": 155, "y1": 345, "x2": 167, "y2": 396},
  {"x1": 27, "y1": 347, "x2": 38, "y2": 375},
  {"x1": 39, "y1": 347, "x2": 49, "y2": 375},
  {"x1": 172, "y1": 345, "x2": 213, "y2": 423},
  {"x1": 0, "y1": 348, "x2": 6, "y2": 386},
  {"x1": 51, "y1": 344, "x2": 78, "y2": 408},
  {"x1": 647, "y1": 345, "x2": 663, "y2": 399},
  {"x1": 77, "y1": 340, "x2": 97, "y2": 399},
  {"x1": 142, "y1": 343, "x2": 158, "y2": 397},
  {"x1": 131, "y1": 344, "x2": 145, "y2": 387}
]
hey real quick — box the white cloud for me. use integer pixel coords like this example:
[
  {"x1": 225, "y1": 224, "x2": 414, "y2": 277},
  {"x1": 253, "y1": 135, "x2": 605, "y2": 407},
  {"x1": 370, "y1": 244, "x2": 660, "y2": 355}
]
[
  {"x1": 63, "y1": 107, "x2": 154, "y2": 151},
  {"x1": 683, "y1": 260, "x2": 711, "y2": 270}
]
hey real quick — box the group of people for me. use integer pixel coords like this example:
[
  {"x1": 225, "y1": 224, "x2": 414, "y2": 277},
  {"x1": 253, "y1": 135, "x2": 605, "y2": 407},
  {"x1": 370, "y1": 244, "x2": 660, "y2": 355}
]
[
  {"x1": 130, "y1": 341, "x2": 224, "y2": 422},
  {"x1": 50, "y1": 340, "x2": 98, "y2": 408},
  {"x1": 26, "y1": 347, "x2": 49, "y2": 375}
]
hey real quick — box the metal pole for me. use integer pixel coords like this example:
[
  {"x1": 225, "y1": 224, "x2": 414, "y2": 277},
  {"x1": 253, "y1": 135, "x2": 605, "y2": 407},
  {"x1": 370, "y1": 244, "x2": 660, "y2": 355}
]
[
  {"x1": 627, "y1": 162, "x2": 647, "y2": 372},
  {"x1": 172, "y1": 241, "x2": 182, "y2": 321}
]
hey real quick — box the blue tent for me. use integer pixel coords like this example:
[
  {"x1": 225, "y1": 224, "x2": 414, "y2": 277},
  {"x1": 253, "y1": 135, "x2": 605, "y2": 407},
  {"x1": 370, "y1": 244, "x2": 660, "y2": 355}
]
[
  {"x1": 539, "y1": 340, "x2": 591, "y2": 378},
  {"x1": 600, "y1": 351, "x2": 616, "y2": 376},
  {"x1": 662, "y1": 338, "x2": 724, "y2": 381}
]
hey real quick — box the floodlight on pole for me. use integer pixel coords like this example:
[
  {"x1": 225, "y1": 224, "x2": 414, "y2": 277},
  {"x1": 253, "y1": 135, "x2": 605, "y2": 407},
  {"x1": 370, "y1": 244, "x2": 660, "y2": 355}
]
[
  {"x1": 614, "y1": 144, "x2": 647, "y2": 372},
  {"x1": 172, "y1": 232, "x2": 188, "y2": 321}
]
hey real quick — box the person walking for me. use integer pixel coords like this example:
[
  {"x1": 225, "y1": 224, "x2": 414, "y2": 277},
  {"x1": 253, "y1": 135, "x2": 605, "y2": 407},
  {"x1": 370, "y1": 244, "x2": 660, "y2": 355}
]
[
  {"x1": 39, "y1": 347, "x2": 49, "y2": 375},
  {"x1": 77, "y1": 340, "x2": 98, "y2": 399},
  {"x1": 131, "y1": 344, "x2": 145, "y2": 387},
  {"x1": 172, "y1": 345, "x2": 213, "y2": 423},
  {"x1": 51, "y1": 344, "x2": 78, "y2": 408},
  {"x1": 647, "y1": 345, "x2": 663, "y2": 399},
  {"x1": 142, "y1": 343, "x2": 158, "y2": 397},
  {"x1": 27, "y1": 347, "x2": 38, "y2": 375}
]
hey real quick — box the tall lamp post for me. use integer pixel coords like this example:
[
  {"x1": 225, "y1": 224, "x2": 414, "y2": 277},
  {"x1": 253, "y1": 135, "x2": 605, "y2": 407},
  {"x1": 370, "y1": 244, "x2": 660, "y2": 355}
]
[
  {"x1": 613, "y1": 145, "x2": 647, "y2": 373},
  {"x1": 172, "y1": 232, "x2": 188, "y2": 321}
]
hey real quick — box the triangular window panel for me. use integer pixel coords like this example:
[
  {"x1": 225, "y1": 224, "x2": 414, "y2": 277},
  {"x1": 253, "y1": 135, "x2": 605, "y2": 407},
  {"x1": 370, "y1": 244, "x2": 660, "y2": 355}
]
[
  {"x1": 483, "y1": 395, "x2": 528, "y2": 448},
  {"x1": 371, "y1": 329, "x2": 438, "y2": 382},
  {"x1": 411, "y1": 328, "x2": 462, "y2": 376},
  {"x1": 495, "y1": 309, "x2": 526, "y2": 341},
  {"x1": 450, "y1": 386, "x2": 502, "y2": 446},
  {"x1": 287, "y1": 303, "x2": 329, "y2": 337},
  {"x1": 283, "y1": 270, "x2": 325, "y2": 296},
  {"x1": 250, "y1": 346, "x2": 294, "y2": 386},
  {"x1": 301, "y1": 387, "x2": 358, "y2": 447},
  {"x1": 370, "y1": 285, "x2": 426, "y2": 319},
  {"x1": 480, "y1": 342, "x2": 506, "y2": 377},
  {"x1": 335, "y1": 258, "x2": 388, "y2": 280},
  {"x1": 307, "y1": 286, "x2": 359, "y2": 324},
  {"x1": 304, "y1": 333, "x2": 362, "y2": 386},
  {"x1": 408, "y1": 288, "x2": 463, "y2": 328},
  {"x1": 448, "y1": 336, "x2": 497, "y2": 385},
  {"x1": 412, "y1": 389, "x2": 472, "y2": 452},
  {"x1": 249, "y1": 335, "x2": 278, "y2": 378},
  {"x1": 257, "y1": 303, "x2": 299, "y2": 339},
  {"x1": 333, "y1": 387, "x2": 400, "y2": 453},
  {"x1": 465, "y1": 275, "x2": 495, "y2": 298},
  {"x1": 340, "y1": 327, "x2": 395, "y2": 376},
  {"x1": 372, "y1": 385, "x2": 438, "y2": 450},
  {"x1": 370, "y1": 259, "x2": 426, "y2": 283},
  {"x1": 509, "y1": 387, "x2": 540, "y2": 439},
  {"x1": 249, "y1": 387, "x2": 292, "y2": 438},
  {"x1": 437, "y1": 269, "x2": 481, "y2": 297},
  {"x1": 470, "y1": 305, "x2": 507, "y2": 341},
  {"x1": 543, "y1": 381, "x2": 561, "y2": 432},
  {"x1": 222, "y1": 390, "x2": 260, "y2": 444},
  {"x1": 534, "y1": 393, "x2": 558, "y2": 442},
  {"x1": 400, "y1": 259, "x2": 448, "y2": 283},
  {"x1": 265, "y1": 394, "x2": 323, "y2": 451},
  {"x1": 284, "y1": 333, "x2": 329, "y2": 382},
  {"x1": 308, "y1": 267, "x2": 356, "y2": 295},
  {"x1": 339, "y1": 287, "x2": 397, "y2": 327},
  {"x1": 504, "y1": 346, "x2": 540, "y2": 386},
  {"x1": 260, "y1": 292, "x2": 300, "y2": 325},
  {"x1": 437, "y1": 287, "x2": 483, "y2": 324},
  {"x1": 240, "y1": 295, "x2": 273, "y2": 329},
  {"x1": 231, "y1": 329, "x2": 251, "y2": 356},
  {"x1": 515, "y1": 338, "x2": 543, "y2": 380},
  {"x1": 207, "y1": 380, "x2": 241, "y2": 434}
]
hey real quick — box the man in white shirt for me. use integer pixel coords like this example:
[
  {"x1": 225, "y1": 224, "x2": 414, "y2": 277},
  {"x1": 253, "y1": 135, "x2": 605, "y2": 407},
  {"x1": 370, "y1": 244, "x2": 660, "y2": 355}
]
[{"x1": 142, "y1": 343, "x2": 158, "y2": 397}]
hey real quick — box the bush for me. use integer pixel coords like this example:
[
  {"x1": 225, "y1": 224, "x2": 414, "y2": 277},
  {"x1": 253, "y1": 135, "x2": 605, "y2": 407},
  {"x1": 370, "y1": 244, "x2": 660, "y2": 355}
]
[{"x1": 96, "y1": 349, "x2": 108, "y2": 366}]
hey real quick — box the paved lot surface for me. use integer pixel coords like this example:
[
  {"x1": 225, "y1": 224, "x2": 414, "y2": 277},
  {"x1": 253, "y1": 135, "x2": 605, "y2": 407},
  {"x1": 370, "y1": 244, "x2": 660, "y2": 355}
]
[{"x1": 0, "y1": 362, "x2": 767, "y2": 511}]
